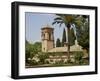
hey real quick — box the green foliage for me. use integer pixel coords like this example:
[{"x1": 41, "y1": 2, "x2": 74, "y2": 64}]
[
  {"x1": 62, "y1": 28, "x2": 66, "y2": 46},
  {"x1": 28, "y1": 60, "x2": 38, "y2": 65},
  {"x1": 52, "y1": 15, "x2": 89, "y2": 49},
  {"x1": 56, "y1": 38, "x2": 61, "y2": 47},
  {"x1": 25, "y1": 41, "x2": 42, "y2": 64},
  {"x1": 32, "y1": 42, "x2": 42, "y2": 54},
  {"x1": 42, "y1": 52, "x2": 65, "y2": 56},
  {"x1": 69, "y1": 28, "x2": 76, "y2": 46},
  {"x1": 52, "y1": 14, "x2": 78, "y2": 27},
  {"x1": 76, "y1": 16, "x2": 89, "y2": 50},
  {"x1": 74, "y1": 52, "x2": 84, "y2": 64},
  {"x1": 25, "y1": 40, "x2": 29, "y2": 44},
  {"x1": 38, "y1": 53, "x2": 49, "y2": 64},
  {"x1": 26, "y1": 51, "x2": 89, "y2": 67},
  {"x1": 25, "y1": 42, "x2": 34, "y2": 63}
]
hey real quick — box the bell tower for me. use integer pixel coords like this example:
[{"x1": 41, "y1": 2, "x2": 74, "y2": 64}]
[{"x1": 41, "y1": 25, "x2": 54, "y2": 52}]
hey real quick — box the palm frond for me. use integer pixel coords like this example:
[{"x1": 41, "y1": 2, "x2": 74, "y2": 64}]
[
  {"x1": 59, "y1": 22, "x2": 64, "y2": 27},
  {"x1": 54, "y1": 17, "x2": 62, "y2": 21},
  {"x1": 52, "y1": 21, "x2": 57, "y2": 25},
  {"x1": 52, "y1": 20, "x2": 64, "y2": 27}
]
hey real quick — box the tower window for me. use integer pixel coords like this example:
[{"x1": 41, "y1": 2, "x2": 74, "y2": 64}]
[
  {"x1": 48, "y1": 33, "x2": 51, "y2": 40},
  {"x1": 42, "y1": 33, "x2": 45, "y2": 39}
]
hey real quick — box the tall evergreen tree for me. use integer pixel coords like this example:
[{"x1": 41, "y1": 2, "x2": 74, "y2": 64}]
[
  {"x1": 62, "y1": 28, "x2": 66, "y2": 46},
  {"x1": 56, "y1": 38, "x2": 61, "y2": 47},
  {"x1": 69, "y1": 28, "x2": 76, "y2": 46},
  {"x1": 76, "y1": 16, "x2": 89, "y2": 50}
]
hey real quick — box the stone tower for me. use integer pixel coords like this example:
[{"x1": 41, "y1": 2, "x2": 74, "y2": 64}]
[{"x1": 41, "y1": 25, "x2": 54, "y2": 52}]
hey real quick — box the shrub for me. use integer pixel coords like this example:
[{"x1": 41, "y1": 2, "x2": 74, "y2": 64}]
[{"x1": 74, "y1": 52, "x2": 84, "y2": 64}]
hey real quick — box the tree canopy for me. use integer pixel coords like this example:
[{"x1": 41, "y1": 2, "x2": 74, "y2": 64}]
[
  {"x1": 53, "y1": 14, "x2": 89, "y2": 50},
  {"x1": 25, "y1": 41, "x2": 42, "y2": 63},
  {"x1": 62, "y1": 28, "x2": 66, "y2": 46},
  {"x1": 69, "y1": 28, "x2": 76, "y2": 46},
  {"x1": 76, "y1": 16, "x2": 89, "y2": 50},
  {"x1": 56, "y1": 38, "x2": 61, "y2": 47}
]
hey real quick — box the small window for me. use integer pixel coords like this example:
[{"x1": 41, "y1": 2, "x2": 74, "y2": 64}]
[
  {"x1": 48, "y1": 33, "x2": 51, "y2": 40},
  {"x1": 43, "y1": 34, "x2": 45, "y2": 39}
]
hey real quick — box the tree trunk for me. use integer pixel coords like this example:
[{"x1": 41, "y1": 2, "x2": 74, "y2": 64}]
[{"x1": 67, "y1": 24, "x2": 71, "y2": 63}]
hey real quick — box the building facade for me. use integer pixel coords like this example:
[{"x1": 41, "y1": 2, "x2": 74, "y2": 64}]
[
  {"x1": 41, "y1": 25, "x2": 83, "y2": 53},
  {"x1": 41, "y1": 26, "x2": 87, "y2": 64},
  {"x1": 41, "y1": 26, "x2": 54, "y2": 52}
]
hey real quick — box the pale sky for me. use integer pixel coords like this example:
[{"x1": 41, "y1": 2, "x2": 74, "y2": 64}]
[{"x1": 25, "y1": 12, "x2": 67, "y2": 44}]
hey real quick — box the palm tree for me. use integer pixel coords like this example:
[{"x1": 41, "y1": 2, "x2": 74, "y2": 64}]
[{"x1": 52, "y1": 14, "x2": 83, "y2": 62}]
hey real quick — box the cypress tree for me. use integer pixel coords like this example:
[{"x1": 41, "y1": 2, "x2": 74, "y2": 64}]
[
  {"x1": 56, "y1": 38, "x2": 61, "y2": 47},
  {"x1": 62, "y1": 28, "x2": 66, "y2": 46},
  {"x1": 69, "y1": 28, "x2": 76, "y2": 46}
]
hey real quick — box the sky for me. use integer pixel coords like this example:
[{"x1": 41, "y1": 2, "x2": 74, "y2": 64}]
[{"x1": 25, "y1": 12, "x2": 67, "y2": 44}]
